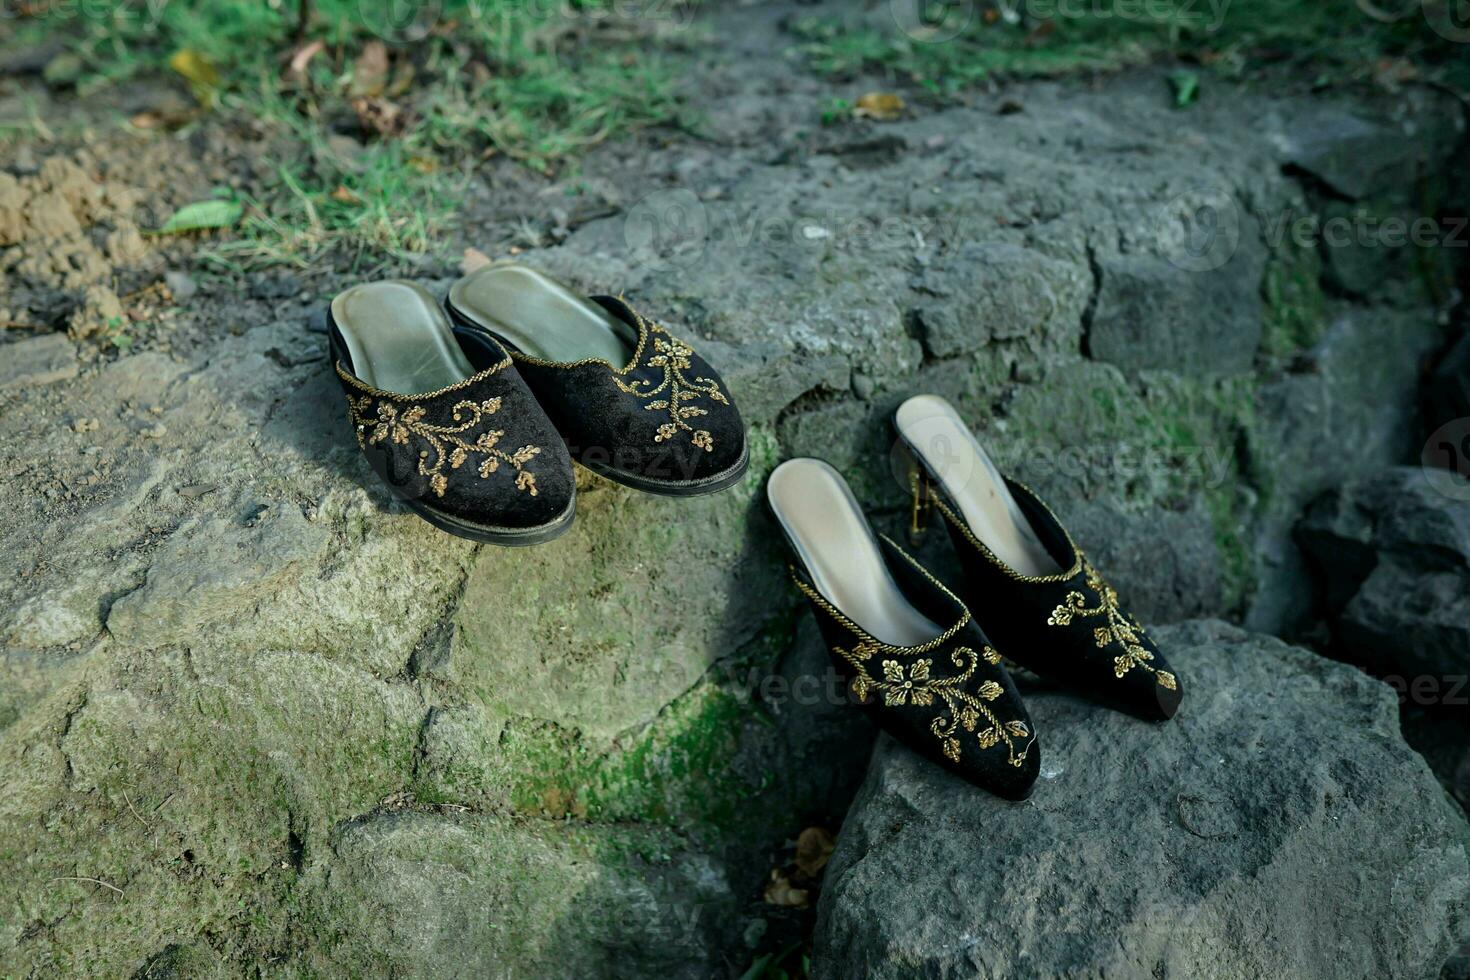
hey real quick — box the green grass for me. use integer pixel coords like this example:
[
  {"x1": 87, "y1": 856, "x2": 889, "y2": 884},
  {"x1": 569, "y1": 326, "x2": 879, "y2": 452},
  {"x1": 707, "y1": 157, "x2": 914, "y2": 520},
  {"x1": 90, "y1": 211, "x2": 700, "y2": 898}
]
[
  {"x1": 14, "y1": 0, "x2": 688, "y2": 267},
  {"x1": 792, "y1": 0, "x2": 1470, "y2": 96}
]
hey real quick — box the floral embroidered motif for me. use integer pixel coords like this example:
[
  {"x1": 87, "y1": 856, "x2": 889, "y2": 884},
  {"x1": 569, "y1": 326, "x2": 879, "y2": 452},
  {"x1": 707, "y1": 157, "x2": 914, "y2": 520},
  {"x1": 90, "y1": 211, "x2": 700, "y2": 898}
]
[
  {"x1": 1047, "y1": 561, "x2": 1177, "y2": 690},
  {"x1": 347, "y1": 395, "x2": 541, "y2": 498},
  {"x1": 835, "y1": 642, "x2": 1032, "y2": 768},
  {"x1": 612, "y1": 318, "x2": 728, "y2": 452}
]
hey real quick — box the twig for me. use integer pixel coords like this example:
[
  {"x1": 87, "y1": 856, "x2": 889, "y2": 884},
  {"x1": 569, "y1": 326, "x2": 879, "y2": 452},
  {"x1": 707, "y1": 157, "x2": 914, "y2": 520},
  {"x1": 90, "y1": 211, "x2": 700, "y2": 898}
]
[
  {"x1": 50, "y1": 876, "x2": 124, "y2": 896},
  {"x1": 296, "y1": 0, "x2": 312, "y2": 44},
  {"x1": 122, "y1": 790, "x2": 151, "y2": 830}
]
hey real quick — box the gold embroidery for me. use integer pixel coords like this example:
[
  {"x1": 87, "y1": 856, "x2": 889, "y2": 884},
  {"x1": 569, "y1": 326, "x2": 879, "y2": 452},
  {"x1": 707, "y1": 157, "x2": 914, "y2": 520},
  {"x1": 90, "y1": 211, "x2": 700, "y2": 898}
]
[
  {"x1": 835, "y1": 641, "x2": 1032, "y2": 768},
  {"x1": 1047, "y1": 561, "x2": 1176, "y2": 690},
  {"x1": 347, "y1": 395, "x2": 542, "y2": 498},
  {"x1": 612, "y1": 317, "x2": 728, "y2": 453}
]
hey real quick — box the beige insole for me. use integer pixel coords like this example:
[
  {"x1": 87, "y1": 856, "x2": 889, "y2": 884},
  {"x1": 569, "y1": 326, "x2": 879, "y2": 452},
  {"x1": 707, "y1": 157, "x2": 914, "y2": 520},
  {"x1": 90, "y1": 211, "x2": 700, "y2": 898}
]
[
  {"x1": 895, "y1": 395, "x2": 1061, "y2": 577},
  {"x1": 767, "y1": 458, "x2": 942, "y2": 647},
  {"x1": 449, "y1": 263, "x2": 637, "y2": 366},
  {"x1": 332, "y1": 280, "x2": 475, "y2": 395}
]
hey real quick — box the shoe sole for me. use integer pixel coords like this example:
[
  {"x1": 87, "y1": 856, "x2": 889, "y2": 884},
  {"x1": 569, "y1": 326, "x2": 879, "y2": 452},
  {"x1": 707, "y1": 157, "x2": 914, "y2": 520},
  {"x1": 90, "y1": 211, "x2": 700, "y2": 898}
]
[
  {"x1": 576, "y1": 438, "x2": 750, "y2": 497},
  {"x1": 399, "y1": 491, "x2": 576, "y2": 546},
  {"x1": 326, "y1": 315, "x2": 578, "y2": 547}
]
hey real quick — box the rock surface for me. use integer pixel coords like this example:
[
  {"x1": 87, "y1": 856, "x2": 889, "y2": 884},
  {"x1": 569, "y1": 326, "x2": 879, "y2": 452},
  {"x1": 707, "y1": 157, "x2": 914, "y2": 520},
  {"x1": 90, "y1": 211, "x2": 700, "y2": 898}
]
[
  {"x1": 0, "y1": 332, "x2": 78, "y2": 389},
  {"x1": 814, "y1": 620, "x2": 1470, "y2": 980},
  {"x1": 1297, "y1": 466, "x2": 1470, "y2": 679},
  {"x1": 0, "y1": 7, "x2": 1467, "y2": 974}
]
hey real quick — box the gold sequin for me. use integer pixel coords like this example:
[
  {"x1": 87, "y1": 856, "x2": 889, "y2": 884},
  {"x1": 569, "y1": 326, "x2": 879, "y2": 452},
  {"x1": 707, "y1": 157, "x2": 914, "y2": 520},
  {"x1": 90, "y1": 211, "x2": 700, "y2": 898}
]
[
  {"x1": 347, "y1": 394, "x2": 542, "y2": 498},
  {"x1": 1047, "y1": 561, "x2": 1175, "y2": 689}
]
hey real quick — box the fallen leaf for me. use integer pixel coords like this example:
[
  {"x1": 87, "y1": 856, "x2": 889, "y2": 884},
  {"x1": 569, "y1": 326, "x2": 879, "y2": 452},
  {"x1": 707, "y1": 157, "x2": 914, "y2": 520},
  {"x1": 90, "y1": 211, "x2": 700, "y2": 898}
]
[
  {"x1": 762, "y1": 869, "x2": 809, "y2": 908},
  {"x1": 794, "y1": 827, "x2": 835, "y2": 879},
  {"x1": 351, "y1": 41, "x2": 390, "y2": 98},
  {"x1": 853, "y1": 91, "x2": 905, "y2": 122},
  {"x1": 461, "y1": 247, "x2": 493, "y2": 274},
  {"x1": 287, "y1": 39, "x2": 325, "y2": 80},
  {"x1": 407, "y1": 154, "x2": 437, "y2": 174},
  {"x1": 42, "y1": 51, "x2": 83, "y2": 87},
  {"x1": 330, "y1": 185, "x2": 362, "y2": 205},
  {"x1": 153, "y1": 199, "x2": 243, "y2": 235},
  {"x1": 1168, "y1": 70, "x2": 1199, "y2": 108},
  {"x1": 386, "y1": 61, "x2": 417, "y2": 98},
  {"x1": 1372, "y1": 56, "x2": 1418, "y2": 91},
  {"x1": 168, "y1": 49, "x2": 220, "y2": 106},
  {"x1": 353, "y1": 96, "x2": 411, "y2": 139},
  {"x1": 129, "y1": 107, "x2": 195, "y2": 130}
]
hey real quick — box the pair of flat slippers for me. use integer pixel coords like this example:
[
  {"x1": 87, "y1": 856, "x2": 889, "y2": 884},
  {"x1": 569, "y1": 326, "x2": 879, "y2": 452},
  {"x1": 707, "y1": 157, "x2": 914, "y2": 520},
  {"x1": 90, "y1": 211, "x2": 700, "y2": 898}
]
[
  {"x1": 328, "y1": 263, "x2": 749, "y2": 545},
  {"x1": 767, "y1": 395, "x2": 1183, "y2": 800}
]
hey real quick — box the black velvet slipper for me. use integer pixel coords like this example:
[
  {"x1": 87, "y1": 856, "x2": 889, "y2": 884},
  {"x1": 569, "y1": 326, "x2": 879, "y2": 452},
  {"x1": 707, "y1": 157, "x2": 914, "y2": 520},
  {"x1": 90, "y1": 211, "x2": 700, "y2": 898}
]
[
  {"x1": 328, "y1": 280, "x2": 576, "y2": 545},
  {"x1": 444, "y1": 263, "x2": 748, "y2": 496},
  {"x1": 767, "y1": 458, "x2": 1040, "y2": 801},
  {"x1": 895, "y1": 395, "x2": 1183, "y2": 721}
]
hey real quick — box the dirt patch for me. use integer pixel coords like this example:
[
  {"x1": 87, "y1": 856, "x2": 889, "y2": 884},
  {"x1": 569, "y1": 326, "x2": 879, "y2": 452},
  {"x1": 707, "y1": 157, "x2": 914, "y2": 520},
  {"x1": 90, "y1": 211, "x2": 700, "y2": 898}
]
[{"x1": 0, "y1": 136, "x2": 208, "y2": 340}]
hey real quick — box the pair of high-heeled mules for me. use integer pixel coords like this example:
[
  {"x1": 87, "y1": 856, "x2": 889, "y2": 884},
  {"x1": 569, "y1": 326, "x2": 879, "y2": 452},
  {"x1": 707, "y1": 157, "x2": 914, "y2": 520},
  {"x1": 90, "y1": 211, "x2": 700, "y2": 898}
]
[{"x1": 767, "y1": 396, "x2": 1183, "y2": 800}]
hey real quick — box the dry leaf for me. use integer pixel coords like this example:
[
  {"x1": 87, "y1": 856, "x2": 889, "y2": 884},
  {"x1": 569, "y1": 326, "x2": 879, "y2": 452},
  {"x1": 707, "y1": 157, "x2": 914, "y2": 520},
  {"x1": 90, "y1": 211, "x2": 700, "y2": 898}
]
[
  {"x1": 794, "y1": 827, "x2": 835, "y2": 879},
  {"x1": 168, "y1": 49, "x2": 219, "y2": 106},
  {"x1": 352, "y1": 96, "x2": 410, "y2": 139},
  {"x1": 330, "y1": 185, "x2": 362, "y2": 205},
  {"x1": 407, "y1": 155, "x2": 437, "y2": 174},
  {"x1": 461, "y1": 247, "x2": 493, "y2": 274},
  {"x1": 287, "y1": 39, "x2": 325, "y2": 80},
  {"x1": 351, "y1": 41, "x2": 390, "y2": 98},
  {"x1": 386, "y1": 61, "x2": 417, "y2": 98},
  {"x1": 853, "y1": 91, "x2": 905, "y2": 122},
  {"x1": 763, "y1": 869, "x2": 809, "y2": 908},
  {"x1": 129, "y1": 107, "x2": 194, "y2": 131}
]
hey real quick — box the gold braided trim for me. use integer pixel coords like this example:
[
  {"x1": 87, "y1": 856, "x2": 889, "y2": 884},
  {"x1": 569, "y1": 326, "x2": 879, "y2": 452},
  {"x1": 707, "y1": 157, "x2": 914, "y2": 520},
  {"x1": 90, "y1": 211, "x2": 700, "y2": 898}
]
[
  {"x1": 503, "y1": 294, "x2": 652, "y2": 375},
  {"x1": 335, "y1": 356, "x2": 512, "y2": 402},
  {"x1": 928, "y1": 484, "x2": 1083, "y2": 584},
  {"x1": 788, "y1": 540, "x2": 971, "y2": 656}
]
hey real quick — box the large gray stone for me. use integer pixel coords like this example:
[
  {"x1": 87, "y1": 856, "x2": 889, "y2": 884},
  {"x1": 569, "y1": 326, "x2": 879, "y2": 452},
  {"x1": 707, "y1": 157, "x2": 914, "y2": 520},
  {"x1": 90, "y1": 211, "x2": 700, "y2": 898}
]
[
  {"x1": 1297, "y1": 466, "x2": 1470, "y2": 680},
  {"x1": 1087, "y1": 247, "x2": 1265, "y2": 376},
  {"x1": 0, "y1": 331, "x2": 78, "y2": 389},
  {"x1": 814, "y1": 620, "x2": 1470, "y2": 980},
  {"x1": 1268, "y1": 91, "x2": 1466, "y2": 201}
]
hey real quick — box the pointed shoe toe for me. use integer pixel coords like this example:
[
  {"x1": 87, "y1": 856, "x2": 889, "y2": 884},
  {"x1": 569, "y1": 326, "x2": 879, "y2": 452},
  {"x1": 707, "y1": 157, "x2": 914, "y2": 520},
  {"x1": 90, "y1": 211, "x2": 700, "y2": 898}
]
[
  {"x1": 896, "y1": 394, "x2": 1184, "y2": 720},
  {"x1": 767, "y1": 458, "x2": 1040, "y2": 802}
]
